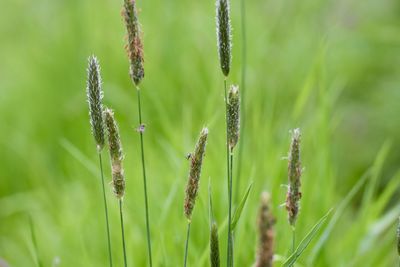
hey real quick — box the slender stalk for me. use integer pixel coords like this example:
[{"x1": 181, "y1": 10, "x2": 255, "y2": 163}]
[
  {"x1": 235, "y1": 0, "x2": 247, "y2": 204},
  {"x1": 224, "y1": 79, "x2": 233, "y2": 267},
  {"x1": 99, "y1": 152, "x2": 113, "y2": 267},
  {"x1": 119, "y1": 200, "x2": 128, "y2": 267},
  {"x1": 229, "y1": 148, "x2": 234, "y2": 267},
  {"x1": 29, "y1": 216, "x2": 43, "y2": 267},
  {"x1": 184, "y1": 222, "x2": 192, "y2": 267},
  {"x1": 135, "y1": 86, "x2": 153, "y2": 267},
  {"x1": 292, "y1": 227, "x2": 296, "y2": 253}
]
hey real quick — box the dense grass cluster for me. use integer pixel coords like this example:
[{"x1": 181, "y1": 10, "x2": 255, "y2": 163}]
[{"x1": 1, "y1": 0, "x2": 400, "y2": 266}]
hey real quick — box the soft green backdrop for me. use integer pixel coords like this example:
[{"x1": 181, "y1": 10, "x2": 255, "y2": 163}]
[{"x1": 1, "y1": 0, "x2": 400, "y2": 266}]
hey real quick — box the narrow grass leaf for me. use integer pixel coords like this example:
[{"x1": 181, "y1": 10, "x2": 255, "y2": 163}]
[
  {"x1": 283, "y1": 209, "x2": 332, "y2": 267},
  {"x1": 231, "y1": 182, "x2": 253, "y2": 230}
]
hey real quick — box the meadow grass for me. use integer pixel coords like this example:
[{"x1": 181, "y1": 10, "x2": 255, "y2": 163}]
[{"x1": 1, "y1": 0, "x2": 400, "y2": 266}]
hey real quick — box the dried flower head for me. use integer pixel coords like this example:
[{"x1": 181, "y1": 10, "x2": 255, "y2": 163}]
[
  {"x1": 397, "y1": 217, "x2": 400, "y2": 256},
  {"x1": 285, "y1": 128, "x2": 302, "y2": 226},
  {"x1": 86, "y1": 55, "x2": 105, "y2": 152},
  {"x1": 227, "y1": 85, "x2": 240, "y2": 149},
  {"x1": 216, "y1": 0, "x2": 232, "y2": 77},
  {"x1": 254, "y1": 192, "x2": 275, "y2": 267},
  {"x1": 104, "y1": 108, "x2": 125, "y2": 199},
  {"x1": 184, "y1": 128, "x2": 209, "y2": 221},
  {"x1": 122, "y1": 0, "x2": 144, "y2": 85},
  {"x1": 210, "y1": 222, "x2": 220, "y2": 267}
]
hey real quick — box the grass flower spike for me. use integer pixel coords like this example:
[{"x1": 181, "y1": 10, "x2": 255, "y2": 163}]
[
  {"x1": 86, "y1": 56, "x2": 105, "y2": 151},
  {"x1": 285, "y1": 128, "x2": 302, "y2": 226},
  {"x1": 227, "y1": 85, "x2": 240, "y2": 149},
  {"x1": 104, "y1": 108, "x2": 125, "y2": 199},
  {"x1": 122, "y1": 0, "x2": 144, "y2": 85},
  {"x1": 254, "y1": 192, "x2": 275, "y2": 267},
  {"x1": 184, "y1": 127, "x2": 209, "y2": 220},
  {"x1": 216, "y1": 0, "x2": 232, "y2": 77},
  {"x1": 210, "y1": 222, "x2": 220, "y2": 267}
]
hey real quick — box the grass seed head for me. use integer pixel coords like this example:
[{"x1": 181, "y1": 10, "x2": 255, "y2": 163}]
[
  {"x1": 254, "y1": 192, "x2": 275, "y2": 267},
  {"x1": 184, "y1": 127, "x2": 209, "y2": 221},
  {"x1": 285, "y1": 128, "x2": 302, "y2": 226},
  {"x1": 210, "y1": 222, "x2": 220, "y2": 267},
  {"x1": 104, "y1": 108, "x2": 125, "y2": 199},
  {"x1": 86, "y1": 56, "x2": 105, "y2": 152},
  {"x1": 216, "y1": 0, "x2": 232, "y2": 77},
  {"x1": 227, "y1": 85, "x2": 240, "y2": 149},
  {"x1": 122, "y1": 0, "x2": 144, "y2": 85}
]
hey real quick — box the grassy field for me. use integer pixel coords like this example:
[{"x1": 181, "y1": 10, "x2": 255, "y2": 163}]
[{"x1": 1, "y1": 0, "x2": 400, "y2": 266}]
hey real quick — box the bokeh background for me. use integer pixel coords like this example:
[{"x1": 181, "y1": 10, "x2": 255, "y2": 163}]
[{"x1": 1, "y1": 0, "x2": 400, "y2": 266}]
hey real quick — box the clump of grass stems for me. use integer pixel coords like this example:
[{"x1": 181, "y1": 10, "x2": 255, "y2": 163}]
[
  {"x1": 104, "y1": 108, "x2": 127, "y2": 267},
  {"x1": 254, "y1": 192, "x2": 275, "y2": 267},
  {"x1": 86, "y1": 55, "x2": 113, "y2": 267},
  {"x1": 183, "y1": 127, "x2": 209, "y2": 267},
  {"x1": 121, "y1": 1, "x2": 153, "y2": 266},
  {"x1": 285, "y1": 128, "x2": 302, "y2": 252},
  {"x1": 216, "y1": 0, "x2": 236, "y2": 265}
]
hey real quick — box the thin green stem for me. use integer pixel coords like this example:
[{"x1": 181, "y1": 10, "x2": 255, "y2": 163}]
[
  {"x1": 292, "y1": 226, "x2": 296, "y2": 253},
  {"x1": 29, "y1": 216, "x2": 43, "y2": 267},
  {"x1": 99, "y1": 152, "x2": 113, "y2": 267},
  {"x1": 184, "y1": 222, "x2": 191, "y2": 267},
  {"x1": 229, "y1": 148, "x2": 234, "y2": 267},
  {"x1": 119, "y1": 200, "x2": 128, "y2": 267},
  {"x1": 136, "y1": 86, "x2": 153, "y2": 267},
  {"x1": 224, "y1": 79, "x2": 233, "y2": 267},
  {"x1": 235, "y1": 0, "x2": 247, "y2": 204}
]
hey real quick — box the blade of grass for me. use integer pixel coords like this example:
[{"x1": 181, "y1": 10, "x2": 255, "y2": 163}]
[
  {"x1": 283, "y1": 209, "x2": 332, "y2": 267},
  {"x1": 231, "y1": 182, "x2": 253, "y2": 231}
]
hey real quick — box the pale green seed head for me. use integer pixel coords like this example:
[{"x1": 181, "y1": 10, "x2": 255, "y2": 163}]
[
  {"x1": 227, "y1": 85, "x2": 240, "y2": 149},
  {"x1": 86, "y1": 55, "x2": 105, "y2": 152},
  {"x1": 216, "y1": 0, "x2": 232, "y2": 77}
]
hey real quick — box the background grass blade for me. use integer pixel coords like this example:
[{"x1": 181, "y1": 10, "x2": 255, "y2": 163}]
[{"x1": 231, "y1": 182, "x2": 253, "y2": 231}]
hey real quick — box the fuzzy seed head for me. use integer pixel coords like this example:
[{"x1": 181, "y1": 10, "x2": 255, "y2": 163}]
[
  {"x1": 285, "y1": 128, "x2": 302, "y2": 226},
  {"x1": 210, "y1": 222, "x2": 220, "y2": 267},
  {"x1": 254, "y1": 192, "x2": 275, "y2": 267},
  {"x1": 184, "y1": 128, "x2": 209, "y2": 220},
  {"x1": 86, "y1": 56, "x2": 105, "y2": 152},
  {"x1": 227, "y1": 85, "x2": 240, "y2": 149},
  {"x1": 397, "y1": 217, "x2": 400, "y2": 256},
  {"x1": 122, "y1": 0, "x2": 144, "y2": 85},
  {"x1": 104, "y1": 108, "x2": 125, "y2": 199},
  {"x1": 216, "y1": 0, "x2": 232, "y2": 76}
]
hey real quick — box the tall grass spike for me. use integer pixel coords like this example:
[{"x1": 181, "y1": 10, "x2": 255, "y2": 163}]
[
  {"x1": 285, "y1": 128, "x2": 302, "y2": 226},
  {"x1": 86, "y1": 56, "x2": 105, "y2": 151},
  {"x1": 184, "y1": 128, "x2": 209, "y2": 221},
  {"x1": 216, "y1": 0, "x2": 232, "y2": 77},
  {"x1": 210, "y1": 222, "x2": 220, "y2": 267},
  {"x1": 227, "y1": 85, "x2": 240, "y2": 149},
  {"x1": 122, "y1": 0, "x2": 144, "y2": 85},
  {"x1": 104, "y1": 108, "x2": 125, "y2": 199},
  {"x1": 254, "y1": 192, "x2": 275, "y2": 267}
]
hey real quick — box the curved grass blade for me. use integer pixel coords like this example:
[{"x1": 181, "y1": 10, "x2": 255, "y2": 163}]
[
  {"x1": 231, "y1": 182, "x2": 253, "y2": 231},
  {"x1": 283, "y1": 209, "x2": 332, "y2": 267}
]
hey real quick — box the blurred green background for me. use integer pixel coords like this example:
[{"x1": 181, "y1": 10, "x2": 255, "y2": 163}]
[{"x1": 1, "y1": 0, "x2": 400, "y2": 266}]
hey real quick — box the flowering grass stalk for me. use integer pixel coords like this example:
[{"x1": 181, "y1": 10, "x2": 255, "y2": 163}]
[
  {"x1": 183, "y1": 128, "x2": 209, "y2": 267},
  {"x1": 104, "y1": 108, "x2": 127, "y2": 267},
  {"x1": 122, "y1": 1, "x2": 152, "y2": 265},
  {"x1": 86, "y1": 56, "x2": 113, "y2": 267},
  {"x1": 285, "y1": 128, "x2": 302, "y2": 252}
]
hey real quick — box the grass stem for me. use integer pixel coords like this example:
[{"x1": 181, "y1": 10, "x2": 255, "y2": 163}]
[
  {"x1": 224, "y1": 79, "x2": 233, "y2": 267},
  {"x1": 136, "y1": 86, "x2": 153, "y2": 267},
  {"x1": 229, "y1": 149, "x2": 234, "y2": 267},
  {"x1": 184, "y1": 222, "x2": 192, "y2": 267},
  {"x1": 119, "y1": 200, "x2": 128, "y2": 267},
  {"x1": 99, "y1": 152, "x2": 113, "y2": 267},
  {"x1": 292, "y1": 226, "x2": 296, "y2": 253}
]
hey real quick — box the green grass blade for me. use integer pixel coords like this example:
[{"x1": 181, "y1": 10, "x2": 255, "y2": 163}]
[
  {"x1": 283, "y1": 209, "x2": 332, "y2": 267},
  {"x1": 230, "y1": 182, "x2": 253, "y2": 231}
]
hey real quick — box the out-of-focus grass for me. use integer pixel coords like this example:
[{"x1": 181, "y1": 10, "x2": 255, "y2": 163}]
[{"x1": 1, "y1": 0, "x2": 400, "y2": 266}]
